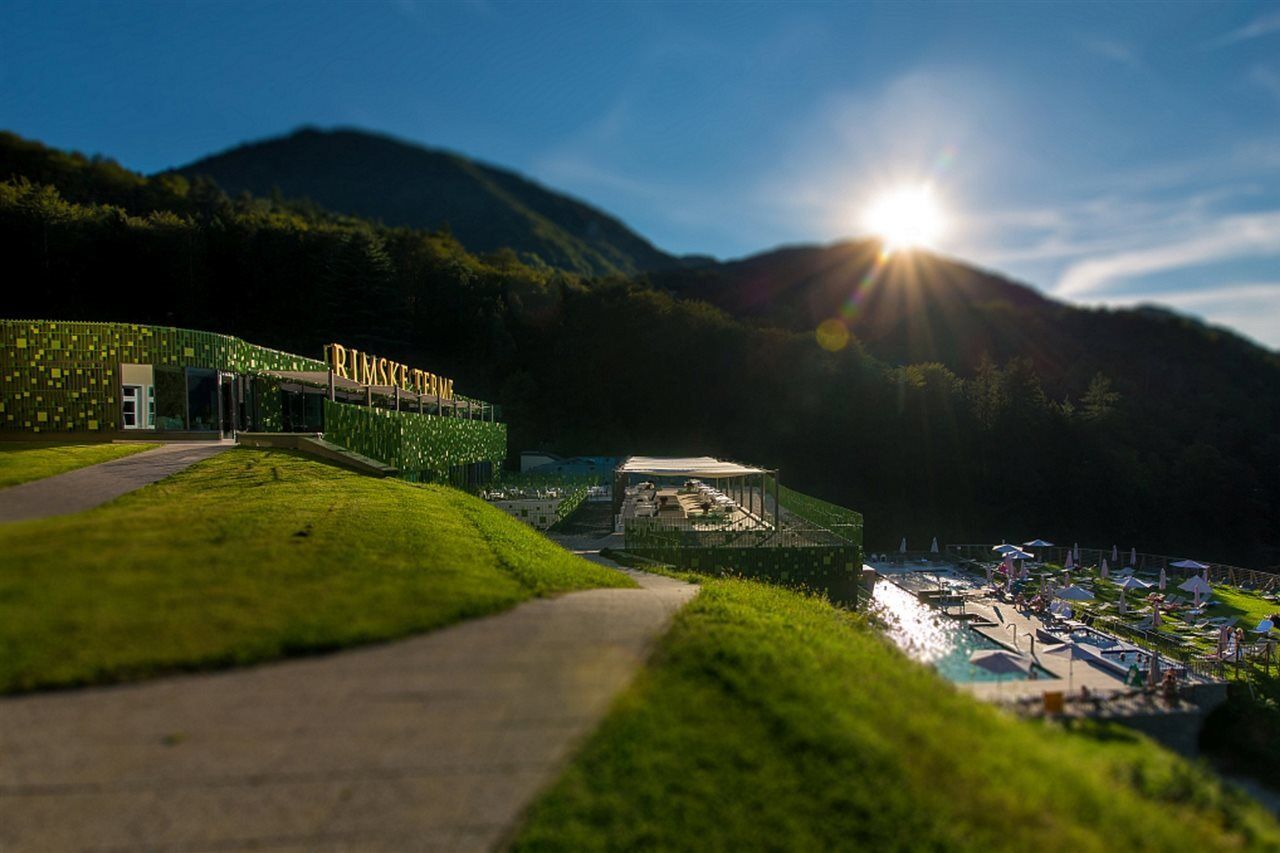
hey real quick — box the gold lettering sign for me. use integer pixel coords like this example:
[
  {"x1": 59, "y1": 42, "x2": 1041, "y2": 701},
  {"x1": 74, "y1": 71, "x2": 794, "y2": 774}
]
[{"x1": 323, "y1": 343, "x2": 455, "y2": 400}]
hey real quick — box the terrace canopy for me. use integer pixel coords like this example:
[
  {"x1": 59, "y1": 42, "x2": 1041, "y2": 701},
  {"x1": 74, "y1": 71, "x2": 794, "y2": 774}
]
[{"x1": 616, "y1": 456, "x2": 767, "y2": 478}]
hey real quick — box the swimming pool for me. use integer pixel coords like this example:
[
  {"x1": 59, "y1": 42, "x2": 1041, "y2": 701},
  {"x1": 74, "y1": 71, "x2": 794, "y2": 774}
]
[{"x1": 871, "y1": 576, "x2": 1055, "y2": 683}]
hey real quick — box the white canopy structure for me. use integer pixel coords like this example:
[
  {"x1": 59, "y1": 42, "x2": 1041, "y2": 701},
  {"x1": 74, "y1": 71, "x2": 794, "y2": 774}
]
[{"x1": 616, "y1": 456, "x2": 768, "y2": 477}]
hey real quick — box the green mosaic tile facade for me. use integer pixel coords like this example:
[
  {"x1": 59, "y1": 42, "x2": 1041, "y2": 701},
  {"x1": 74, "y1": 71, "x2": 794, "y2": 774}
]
[
  {"x1": 0, "y1": 319, "x2": 325, "y2": 433},
  {"x1": 322, "y1": 400, "x2": 507, "y2": 482}
]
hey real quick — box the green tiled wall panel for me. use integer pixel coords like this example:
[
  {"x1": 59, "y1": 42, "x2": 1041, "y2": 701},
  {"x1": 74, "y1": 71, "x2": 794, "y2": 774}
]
[
  {"x1": 322, "y1": 400, "x2": 506, "y2": 482},
  {"x1": 1, "y1": 319, "x2": 326, "y2": 432}
]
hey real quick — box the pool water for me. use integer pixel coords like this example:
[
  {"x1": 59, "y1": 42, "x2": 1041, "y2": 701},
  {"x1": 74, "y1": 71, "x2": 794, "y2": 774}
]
[{"x1": 871, "y1": 576, "x2": 1055, "y2": 683}]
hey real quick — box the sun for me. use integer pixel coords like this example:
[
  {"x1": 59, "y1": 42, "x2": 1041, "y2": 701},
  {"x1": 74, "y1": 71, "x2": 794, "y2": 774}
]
[{"x1": 861, "y1": 184, "x2": 947, "y2": 253}]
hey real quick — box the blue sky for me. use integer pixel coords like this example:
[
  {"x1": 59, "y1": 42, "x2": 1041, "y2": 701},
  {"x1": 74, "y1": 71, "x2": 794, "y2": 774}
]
[{"x1": 4, "y1": 1, "x2": 1279, "y2": 347}]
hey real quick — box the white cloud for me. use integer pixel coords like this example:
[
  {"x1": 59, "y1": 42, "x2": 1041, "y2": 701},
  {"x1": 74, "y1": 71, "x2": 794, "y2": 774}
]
[
  {"x1": 1082, "y1": 37, "x2": 1142, "y2": 69},
  {"x1": 1203, "y1": 11, "x2": 1280, "y2": 49},
  {"x1": 1055, "y1": 211, "x2": 1280, "y2": 298},
  {"x1": 1251, "y1": 65, "x2": 1280, "y2": 102}
]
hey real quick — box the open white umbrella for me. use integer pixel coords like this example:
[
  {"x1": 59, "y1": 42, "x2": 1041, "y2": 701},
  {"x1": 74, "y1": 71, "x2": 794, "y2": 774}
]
[
  {"x1": 1040, "y1": 642, "x2": 1093, "y2": 694},
  {"x1": 899, "y1": 537, "x2": 908, "y2": 554},
  {"x1": 1024, "y1": 539, "x2": 1054, "y2": 548},
  {"x1": 993, "y1": 543, "x2": 1022, "y2": 554},
  {"x1": 1058, "y1": 585, "x2": 1095, "y2": 602},
  {"x1": 1005, "y1": 548, "x2": 1035, "y2": 561},
  {"x1": 1178, "y1": 574, "x2": 1212, "y2": 606},
  {"x1": 1158, "y1": 567, "x2": 1167, "y2": 590},
  {"x1": 1118, "y1": 576, "x2": 1151, "y2": 592},
  {"x1": 970, "y1": 649, "x2": 1032, "y2": 692},
  {"x1": 930, "y1": 536, "x2": 939, "y2": 554},
  {"x1": 1100, "y1": 558, "x2": 1110, "y2": 579},
  {"x1": 1171, "y1": 558, "x2": 1209, "y2": 571}
]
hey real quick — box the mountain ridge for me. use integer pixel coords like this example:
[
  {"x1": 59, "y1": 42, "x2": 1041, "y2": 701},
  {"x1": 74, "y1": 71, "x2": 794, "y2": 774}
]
[{"x1": 174, "y1": 126, "x2": 686, "y2": 277}]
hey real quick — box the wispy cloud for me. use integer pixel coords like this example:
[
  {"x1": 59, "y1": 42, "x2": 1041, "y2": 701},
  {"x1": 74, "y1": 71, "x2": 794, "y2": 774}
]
[
  {"x1": 1250, "y1": 65, "x2": 1280, "y2": 102},
  {"x1": 1055, "y1": 211, "x2": 1280, "y2": 299},
  {"x1": 1203, "y1": 11, "x2": 1280, "y2": 49},
  {"x1": 1082, "y1": 37, "x2": 1142, "y2": 69}
]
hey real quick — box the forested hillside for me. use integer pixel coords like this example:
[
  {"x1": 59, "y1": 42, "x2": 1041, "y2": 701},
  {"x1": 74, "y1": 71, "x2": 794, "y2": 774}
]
[
  {"x1": 174, "y1": 128, "x2": 682, "y2": 277},
  {"x1": 2, "y1": 131, "x2": 1277, "y2": 568}
]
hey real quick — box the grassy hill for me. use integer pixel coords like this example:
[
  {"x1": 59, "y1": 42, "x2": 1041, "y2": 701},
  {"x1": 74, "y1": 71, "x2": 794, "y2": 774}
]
[
  {"x1": 175, "y1": 127, "x2": 682, "y2": 277},
  {"x1": 514, "y1": 579, "x2": 1280, "y2": 851},
  {"x1": 0, "y1": 442, "x2": 158, "y2": 488},
  {"x1": 0, "y1": 449, "x2": 633, "y2": 693}
]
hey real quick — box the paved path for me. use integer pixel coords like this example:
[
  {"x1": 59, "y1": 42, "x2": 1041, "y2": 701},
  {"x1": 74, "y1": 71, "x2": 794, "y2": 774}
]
[
  {"x1": 0, "y1": 442, "x2": 230, "y2": 523},
  {"x1": 0, "y1": 568, "x2": 697, "y2": 851}
]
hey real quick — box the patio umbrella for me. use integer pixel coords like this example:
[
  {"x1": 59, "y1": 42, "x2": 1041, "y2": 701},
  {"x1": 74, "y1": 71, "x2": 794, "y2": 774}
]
[
  {"x1": 1005, "y1": 548, "x2": 1035, "y2": 561},
  {"x1": 1040, "y1": 642, "x2": 1093, "y2": 694},
  {"x1": 1073, "y1": 542, "x2": 1081, "y2": 562},
  {"x1": 993, "y1": 543, "x2": 1022, "y2": 555},
  {"x1": 1065, "y1": 552, "x2": 1075, "y2": 571},
  {"x1": 1148, "y1": 650, "x2": 1161, "y2": 688},
  {"x1": 1158, "y1": 567, "x2": 1167, "y2": 590},
  {"x1": 1058, "y1": 585, "x2": 1095, "y2": 602},
  {"x1": 1023, "y1": 539, "x2": 1054, "y2": 548},
  {"x1": 1178, "y1": 575, "x2": 1211, "y2": 606},
  {"x1": 1100, "y1": 558, "x2": 1110, "y2": 579},
  {"x1": 1118, "y1": 590, "x2": 1127, "y2": 614},
  {"x1": 1130, "y1": 547, "x2": 1137, "y2": 566},
  {"x1": 1171, "y1": 558, "x2": 1210, "y2": 571},
  {"x1": 1152, "y1": 605, "x2": 1163, "y2": 628},
  {"x1": 1112, "y1": 545, "x2": 1119, "y2": 562},
  {"x1": 1118, "y1": 576, "x2": 1151, "y2": 592},
  {"x1": 930, "y1": 536, "x2": 939, "y2": 554},
  {"x1": 899, "y1": 537, "x2": 907, "y2": 553},
  {"x1": 969, "y1": 649, "x2": 1031, "y2": 692}
]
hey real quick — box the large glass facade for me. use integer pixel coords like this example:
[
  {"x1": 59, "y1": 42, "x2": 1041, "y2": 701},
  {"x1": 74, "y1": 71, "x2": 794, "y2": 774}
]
[
  {"x1": 186, "y1": 368, "x2": 219, "y2": 431},
  {"x1": 155, "y1": 366, "x2": 187, "y2": 430}
]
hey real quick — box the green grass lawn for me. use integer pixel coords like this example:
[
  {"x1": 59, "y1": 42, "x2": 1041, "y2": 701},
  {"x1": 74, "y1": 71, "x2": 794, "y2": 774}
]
[
  {"x1": 0, "y1": 448, "x2": 633, "y2": 693},
  {"x1": 514, "y1": 579, "x2": 1280, "y2": 851},
  {"x1": 0, "y1": 441, "x2": 159, "y2": 488}
]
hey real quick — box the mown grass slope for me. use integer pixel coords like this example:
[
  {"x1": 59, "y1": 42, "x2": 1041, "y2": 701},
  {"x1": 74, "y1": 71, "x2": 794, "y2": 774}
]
[
  {"x1": 0, "y1": 448, "x2": 632, "y2": 693},
  {"x1": 0, "y1": 441, "x2": 159, "y2": 488},
  {"x1": 515, "y1": 579, "x2": 1279, "y2": 851}
]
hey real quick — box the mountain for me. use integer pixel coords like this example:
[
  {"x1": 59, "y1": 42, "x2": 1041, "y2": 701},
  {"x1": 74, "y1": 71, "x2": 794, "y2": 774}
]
[{"x1": 174, "y1": 127, "x2": 681, "y2": 277}]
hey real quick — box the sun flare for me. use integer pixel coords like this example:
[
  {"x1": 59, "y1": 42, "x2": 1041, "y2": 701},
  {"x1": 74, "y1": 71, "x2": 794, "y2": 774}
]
[{"x1": 862, "y1": 184, "x2": 947, "y2": 253}]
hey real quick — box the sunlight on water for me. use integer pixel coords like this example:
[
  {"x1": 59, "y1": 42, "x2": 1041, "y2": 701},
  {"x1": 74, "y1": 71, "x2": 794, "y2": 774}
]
[{"x1": 869, "y1": 575, "x2": 1047, "y2": 682}]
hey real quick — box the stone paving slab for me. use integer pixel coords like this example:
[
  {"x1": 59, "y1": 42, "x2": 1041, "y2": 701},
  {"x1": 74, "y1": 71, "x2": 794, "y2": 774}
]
[
  {"x1": 0, "y1": 568, "x2": 697, "y2": 851},
  {"x1": 0, "y1": 441, "x2": 230, "y2": 522}
]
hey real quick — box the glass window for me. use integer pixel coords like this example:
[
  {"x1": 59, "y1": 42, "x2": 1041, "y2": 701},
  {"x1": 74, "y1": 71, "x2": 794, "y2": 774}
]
[
  {"x1": 121, "y1": 386, "x2": 139, "y2": 428},
  {"x1": 155, "y1": 367, "x2": 186, "y2": 430},
  {"x1": 186, "y1": 368, "x2": 219, "y2": 432}
]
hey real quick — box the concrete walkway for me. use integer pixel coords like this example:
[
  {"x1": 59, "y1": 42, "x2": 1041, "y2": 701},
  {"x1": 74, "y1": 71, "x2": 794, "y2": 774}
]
[
  {"x1": 0, "y1": 442, "x2": 230, "y2": 523},
  {"x1": 0, "y1": 568, "x2": 697, "y2": 851}
]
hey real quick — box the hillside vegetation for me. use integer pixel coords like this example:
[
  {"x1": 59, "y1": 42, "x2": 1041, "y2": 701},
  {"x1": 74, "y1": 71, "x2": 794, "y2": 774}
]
[
  {"x1": 514, "y1": 580, "x2": 1280, "y2": 851},
  {"x1": 177, "y1": 127, "x2": 681, "y2": 276},
  {"x1": 0, "y1": 449, "x2": 632, "y2": 693},
  {"x1": 1, "y1": 131, "x2": 1277, "y2": 568}
]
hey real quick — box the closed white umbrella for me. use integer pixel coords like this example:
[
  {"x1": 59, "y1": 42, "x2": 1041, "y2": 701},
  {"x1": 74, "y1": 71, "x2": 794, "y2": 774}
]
[
  {"x1": 930, "y1": 536, "x2": 939, "y2": 554},
  {"x1": 1158, "y1": 567, "x2": 1167, "y2": 590},
  {"x1": 1100, "y1": 558, "x2": 1110, "y2": 579},
  {"x1": 1111, "y1": 545, "x2": 1119, "y2": 562},
  {"x1": 1129, "y1": 547, "x2": 1137, "y2": 566},
  {"x1": 1148, "y1": 649, "x2": 1161, "y2": 688},
  {"x1": 1152, "y1": 605, "x2": 1163, "y2": 628},
  {"x1": 1073, "y1": 542, "x2": 1081, "y2": 562},
  {"x1": 1065, "y1": 552, "x2": 1075, "y2": 570},
  {"x1": 1119, "y1": 589, "x2": 1128, "y2": 614},
  {"x1": 899, "y1": 537, "x2": 908, "y2": 554}
]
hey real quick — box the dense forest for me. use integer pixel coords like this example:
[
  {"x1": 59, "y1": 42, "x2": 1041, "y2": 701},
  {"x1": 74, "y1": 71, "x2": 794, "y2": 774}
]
[{"x1": 2, "y1": 131, "x2": 1277, "y2": 568}]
